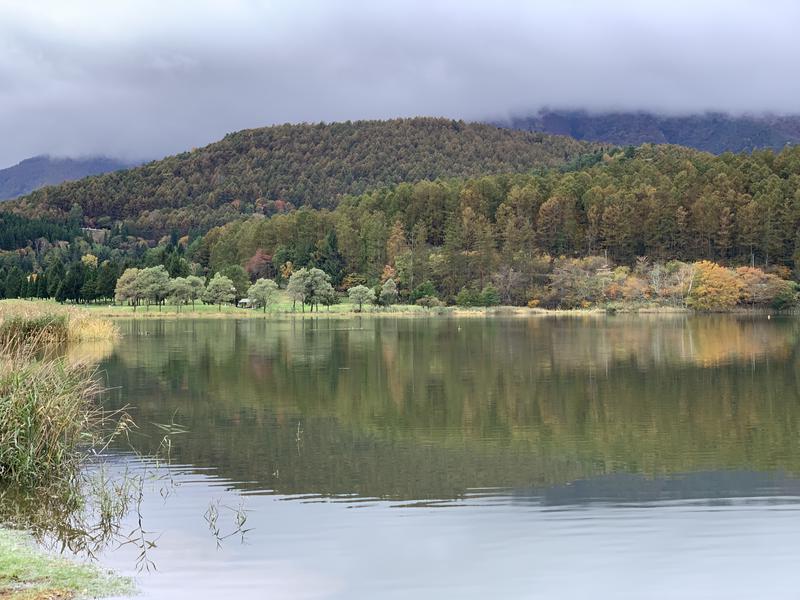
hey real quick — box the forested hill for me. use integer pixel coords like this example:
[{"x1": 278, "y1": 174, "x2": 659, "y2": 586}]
[
  {"x1": 502, "y1": 111, "x2": 800, "y2": 154},
  {"x1": 4, "y1": 142, "x2": 800, "y2": 311},
  {"x1": 4, "y1": 118, "x2": 601, "y2": 236},
  {"x1": 0, "y1": 155, "x2": 133, "y2": 201}
]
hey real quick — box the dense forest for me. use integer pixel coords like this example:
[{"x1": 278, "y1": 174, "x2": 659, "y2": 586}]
[
  {"x1": 2, "y1": 124, "x2": 800, "y2": 310},
  {"x1": 0, "y1": 213, "x2": 81, "y2": 251},
  {"x1": 3, "y1": 119, "x2": 599, "y2": 236},
  {"x1": 504, "y1": 110, "x2": 800, "y2": 154},
  {"x1": 188, "y1": 143, "x2": 800, "y2": 307}
]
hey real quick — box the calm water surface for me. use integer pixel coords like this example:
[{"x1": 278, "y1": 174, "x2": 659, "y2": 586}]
[{"x1": 90, "y1": 315, "x2": 800, "y2": 599}]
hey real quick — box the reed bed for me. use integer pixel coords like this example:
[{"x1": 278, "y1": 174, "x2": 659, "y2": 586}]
[
  {"x1": 0, "y1": 300, "x2": 119, "y2": 345},
  {"x1": 0, "y1": 342, "x2": 105, "y2": 487},
  {"x1": 0, "y1": 301, "x2": 120, "y2": 487}
]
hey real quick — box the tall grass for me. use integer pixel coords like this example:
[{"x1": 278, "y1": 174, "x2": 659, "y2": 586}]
[
  {"x1": 0, "y1": 302, "x2": 120, "y2": 486},
  {"x1": 0, "y1": 342, "x2": 105, "y2": 487},
  {"x1": 0, "y1": 302, "x2": 240, "y2": 572},
  {"x1": 0, "y1": 300, "x2": 119, "y2": 344}
]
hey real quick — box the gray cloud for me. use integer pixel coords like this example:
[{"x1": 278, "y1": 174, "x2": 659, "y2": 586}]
[{"x1": 1, "y1": 0, "x2": 799, "y2": 166}]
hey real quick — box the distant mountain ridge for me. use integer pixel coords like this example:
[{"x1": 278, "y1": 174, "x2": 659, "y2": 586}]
[
  {"x1": 0, "y1": 155, "x2": 135, "y2": 201},
  {"x1": 501, "y1": 110, "x2": 800, "y2": 154}
]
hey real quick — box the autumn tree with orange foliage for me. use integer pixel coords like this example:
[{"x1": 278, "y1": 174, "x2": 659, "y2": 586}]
[{"x1": 687, "y1": 261, "x2": 743, "y2": 311}]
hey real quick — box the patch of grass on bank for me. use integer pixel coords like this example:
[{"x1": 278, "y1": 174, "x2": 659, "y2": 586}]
[
  {"x1": 0, "y1": 527, "x2": 133, "y2": 600},
  {"x1": 0, "y1": 301, "x2": 118, "y2": 344},
  {"x1": 85, "y1": 301, "x2": 431, "y2": 317},
  {"x1": 8, "y1": 297, "x2": 696, "y2": 321},
  {"x1": 72, "y1": 289, "x2": 692, "y2": 319},
  {"x1": 77, "y1": 292, "x2": 558, "y2": 318},
  {"x1": 82, "y1": 301, "x2": 623, "y2": 319}
]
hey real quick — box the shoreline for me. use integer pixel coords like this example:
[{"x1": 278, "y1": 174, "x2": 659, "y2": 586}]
[
  {"x1": 77, "y1": 304, "x2": 789, "y2": 320},
  {"x1": 80, "y1": 303, "x2": 666, "y2": 319},
  {"x1": 0, "y1": 527, "x2": 133, "y2": 600},
  {"x1": 5, "y1": 299, "x2": 791, "y2": 322}
]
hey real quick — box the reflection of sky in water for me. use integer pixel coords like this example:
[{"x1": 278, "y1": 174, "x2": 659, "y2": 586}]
[
  {"x1": 97, "y1": 460, "x2": 800, "y2": 600},
  {"x1": 76, "y1": 316, "x2": 800, "y2": 598}
]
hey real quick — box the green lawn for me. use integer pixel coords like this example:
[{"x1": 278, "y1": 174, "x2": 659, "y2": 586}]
[
  {"x1": 20, "y1": 296, "x2": 607, "y2": 319},
  {"x1": 0, "y1": 528, "x2": 133, "y2": 599},
  {"x1": 79, "y1": 290, "x2": 436, "y2": 317},
  {"x1": 86, "y1": 303, "x2": 433, "y2": 318}
]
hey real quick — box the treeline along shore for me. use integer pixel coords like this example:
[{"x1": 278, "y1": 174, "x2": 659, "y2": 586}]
[{"x1": 85, "y1": 258, "x2": 800, "y2": 315}]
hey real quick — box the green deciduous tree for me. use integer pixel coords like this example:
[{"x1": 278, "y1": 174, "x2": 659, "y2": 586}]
[
  {"x1": 203, "y1": 273, "x2": 235, "y2": 310},
  {"x1": 247, "y1": 278, "x2": 279, "y2": 312},
  {"x1": 480, "y1": 284, "x2": 500, "y2": 306},
  {"x1": 286, "y1": 267, "x2": 332, "y2": 312},
  {"x1": 317, "y1": 281, "x2": 339, "y2": 311},
  {"x1": 185, "y1": 275, "x2": 205, "y2": 308},
  {"x1": 286, "y1": 268, "x2": 308, "y2": 311},
  {"x1": 137, "y1": 266, "x2": 171, "y2": 311},
  {"x1": 347, "y1": 284, "x2": 375, "y2": 312},
  {"x1": 221, "y1": 265, "x2": 250, "y2": 303},
  {"x1": 115, "y1": 268, "x2": 144, "y2": 310},
  {"x1": 168, "y1": 277, "x2": 194, "y2": 311}
]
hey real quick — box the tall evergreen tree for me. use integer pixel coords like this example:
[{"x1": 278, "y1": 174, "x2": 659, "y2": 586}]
[{"x1": 315, "y1": 230, "x2": 345, "y2": 286}]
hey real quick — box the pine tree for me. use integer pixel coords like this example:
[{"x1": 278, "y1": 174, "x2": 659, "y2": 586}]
[
  {"x1": 4, "y1": 267, "x2": 24, "y2": 298},
  {"x1": 315, "y1": 230, "x2": 345, "y2": 285},
  {"x1": 36, "y1": 274, "x2": 49, "y2": 298},
  {"x1": 46, "y1": 262, "x2": 66, "y2": 298}
]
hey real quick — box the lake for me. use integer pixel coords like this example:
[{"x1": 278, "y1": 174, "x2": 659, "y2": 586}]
[{"x1": 87, "y1": 315, "x2": 800, "y2": 598}]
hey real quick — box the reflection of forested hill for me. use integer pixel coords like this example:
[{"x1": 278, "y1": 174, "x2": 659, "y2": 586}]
[{"x1": 96, "y1": 317, "x2": 800, "y2": 500}]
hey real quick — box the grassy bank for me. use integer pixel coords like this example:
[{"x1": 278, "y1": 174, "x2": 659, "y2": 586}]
[
  {"x1": 0, "y1": 527, "x2": 132, "y2": 600},
  {"x1": 0, "y1": 301, "x2": 119, "y2": 343},
  {"x1": 81, "y1": 301, "x2": 688, "y2": 319},
  {"x1": 12, "y1": 299, "x2": 784, "y2": 322},
  {"x1": 83, "y1": 302, "x2": 581, "y2": 318}
]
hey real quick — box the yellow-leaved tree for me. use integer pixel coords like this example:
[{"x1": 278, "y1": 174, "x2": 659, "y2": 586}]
[{"x1": 687, "y1": 261, "x2": 742, "y2": 311}]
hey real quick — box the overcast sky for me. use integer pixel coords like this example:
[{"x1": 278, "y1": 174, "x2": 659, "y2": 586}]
[{"x1": 1, "y1": 0, "x2": 799, "y2": 167}]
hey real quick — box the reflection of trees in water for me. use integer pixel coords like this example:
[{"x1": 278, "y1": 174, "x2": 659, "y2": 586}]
[
  {"x1": 100, "y1": 317, "x2": 800, "y2": 499},
  {"x1": 526, "y1": 315, "x2": 799, "y2": 370}
]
